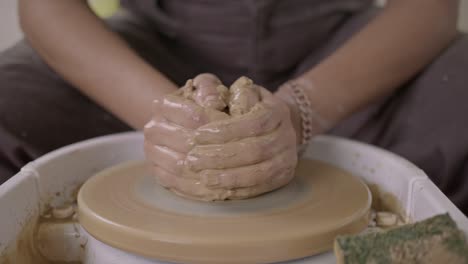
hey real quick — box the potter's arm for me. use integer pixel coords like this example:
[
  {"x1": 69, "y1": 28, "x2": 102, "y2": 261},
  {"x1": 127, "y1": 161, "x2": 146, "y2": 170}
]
[
  {"x1": 278, "y1": 0, "x2": 459, "y2": 139},
  {"x1": 18, "y1": 0, "x2": 178, "y2": 129}
]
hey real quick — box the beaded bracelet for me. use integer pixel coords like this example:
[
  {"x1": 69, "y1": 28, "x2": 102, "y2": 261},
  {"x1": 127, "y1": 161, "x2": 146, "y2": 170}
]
[{"x1": 282, "y1": 80, "x2": 329, "y2": 147}]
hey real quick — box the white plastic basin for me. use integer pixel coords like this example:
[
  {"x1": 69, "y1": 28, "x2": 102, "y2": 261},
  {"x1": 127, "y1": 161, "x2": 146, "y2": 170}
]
[{"x1": 0, "y1": 132, "x2": 466, "y2": 263}]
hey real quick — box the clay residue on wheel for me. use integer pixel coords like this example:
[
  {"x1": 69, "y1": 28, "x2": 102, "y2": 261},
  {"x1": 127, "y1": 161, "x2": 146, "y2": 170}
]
[
  {"x1": 0, "y1": 188, "x2": 82, "y2": 264},
  {"x1": 0, "y1": 214, "x2": 48, "y2": 264},
  {"x1": 367, "y1": 183, "x2": 408, "y2": 222}
]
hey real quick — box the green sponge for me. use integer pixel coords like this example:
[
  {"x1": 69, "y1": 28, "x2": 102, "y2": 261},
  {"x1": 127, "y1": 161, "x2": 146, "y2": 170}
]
[{"x1": 334, "y1": 214, "x2": 468, "y2": 264}]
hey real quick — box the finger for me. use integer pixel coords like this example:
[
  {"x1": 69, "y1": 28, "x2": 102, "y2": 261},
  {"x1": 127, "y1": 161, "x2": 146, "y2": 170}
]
[
  {"x1": 193, "y1": 73, "x2": 222, "y2": 88},
  {"x1": 192, "y1": 74, "x2": 228, "y2": 110},
  {"x1": 228, "y1": 165, "x2": 296, "y2": 199},
  {"x1": 195, "y1": 102, "x2": 282, "y2": 144},
  {"x1": 144, "y1": 142, "x2": 185, "y2": 175},
  {"x1": 195, "y1": 87, "x2": 287, "y2": 145},
  {"x1": 144, "y1": 119, "x2": 194, "y2": 153},
  {"x1": 151, "y1": 165, "x2": 233, "y2": 201},
  {"x1": 229, "y1": 77, "x2": 260, "y2": 116},
  {"x1": 152, "y1": 160, "x2": 296, "y2": 201},
  {"x1": 149, "y1": 98, "x2": 163, "y2": 121},
  {"x1": 161, "y1": 94, "x2": 206, "y2": 129},
  {"x1": 187, "y1": 120, "x2": 296, "y2": 171},
  {"x1": 200, "y1": 147, "x2": 298, "y2": 189},
  {"x1": 259, "y1": 87, "x2": 291, "y2": 116},
  {"x1": 194, "y1": 84, "x2": 229, "y2": 110},
  {"x1": 170, "y1": 177, "x2": 228, "y2": 201},
  {"x1": 162, "y1": 94, "x2": 229, "y2": 129}
]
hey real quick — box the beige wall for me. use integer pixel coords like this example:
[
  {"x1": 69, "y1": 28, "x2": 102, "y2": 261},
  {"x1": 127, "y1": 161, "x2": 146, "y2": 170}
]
[
  {"x1": 0, "y1": 0, "x2": 21, "y2": 51},
  {"x1": 460, "y1": 0, "x2": 468, "y2": 31},
  {"x1": 0, "y1": 0, "x2": 467, "y2": 51}
]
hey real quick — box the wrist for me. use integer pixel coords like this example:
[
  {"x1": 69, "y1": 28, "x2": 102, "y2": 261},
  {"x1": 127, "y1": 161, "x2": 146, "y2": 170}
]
[
  {"x1": 276, "y1": 79, "x2": 330, "y2": 146},
  {"x1": 275, "y1": 87, "x2": 303, "y2": 145}
]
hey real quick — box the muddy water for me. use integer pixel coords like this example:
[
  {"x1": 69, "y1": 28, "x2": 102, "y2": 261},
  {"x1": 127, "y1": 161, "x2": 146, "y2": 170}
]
[
  {"x1": 0, "y1": 161, "x2": 405, "y2": 264},
  {"x1": 0, "y1": 214, "x2": 48, "y2": 264},
  {"x1": 367, "y1": 183, "x2": 407, "y2": 221}
]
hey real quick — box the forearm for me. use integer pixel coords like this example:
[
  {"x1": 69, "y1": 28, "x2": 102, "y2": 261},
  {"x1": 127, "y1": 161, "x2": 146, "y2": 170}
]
[
  {"x1": 295, "y1": 0, "x2": 459, "y2": 128},
  {"x1": 19, "y1": 0, "x2": 177, "y2": 129}
]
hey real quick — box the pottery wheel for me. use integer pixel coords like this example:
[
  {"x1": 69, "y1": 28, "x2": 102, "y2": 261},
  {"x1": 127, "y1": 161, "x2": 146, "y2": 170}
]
[{"x1": 78, "y1": 159, "x2": 371, "y2": 264}]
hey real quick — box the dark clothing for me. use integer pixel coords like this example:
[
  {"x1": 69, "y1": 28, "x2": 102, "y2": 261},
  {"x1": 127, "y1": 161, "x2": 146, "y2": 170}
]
[
  {"x1": 1, "y1": 1, "x2": 468, "y2": 214},
  {"x1": 121, "y1": 0, "x2": 373, "y2": 88}
]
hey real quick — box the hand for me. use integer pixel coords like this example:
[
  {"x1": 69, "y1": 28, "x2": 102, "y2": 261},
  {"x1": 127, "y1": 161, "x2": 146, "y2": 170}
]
[
  {"x1": 144, "y1": 74, "x2": 229, "y2": 199},
  {"x1": 144, "y1": 74, "x2": 298, "y2": 201}
]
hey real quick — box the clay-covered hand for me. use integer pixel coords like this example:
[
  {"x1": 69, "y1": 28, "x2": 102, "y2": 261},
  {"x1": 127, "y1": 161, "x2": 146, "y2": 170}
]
[
  {"x1": 144, "y1": 74, "x2": 298, "y2": 201},
  {"x1": 144, "y1": 74, "x2": 229, "y2": 195}
]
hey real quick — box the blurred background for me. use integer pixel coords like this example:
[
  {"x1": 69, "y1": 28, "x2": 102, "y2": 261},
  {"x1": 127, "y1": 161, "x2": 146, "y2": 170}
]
[{"x1": 1, "y1": 0, "x2": 467, "y2": 51}]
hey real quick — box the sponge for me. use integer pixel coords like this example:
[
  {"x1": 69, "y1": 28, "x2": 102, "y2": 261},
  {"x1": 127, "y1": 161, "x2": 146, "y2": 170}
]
[{"x1": 334, "y1": 214, "x2": 468, "y2": 264}]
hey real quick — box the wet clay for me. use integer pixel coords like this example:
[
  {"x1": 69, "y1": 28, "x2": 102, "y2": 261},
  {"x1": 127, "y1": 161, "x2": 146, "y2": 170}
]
[
  {"x1": 0, "y1": 207, "x2": 83, "y2": 264},
  {"x1": 367, "y1": 183, "x2": 407, "y2": 221},
  {"x1": 77, "y1": 159, "x2": 371, "y2": 264},
  {"x1": 0, "y1": 192, "x2": 81, "y2": 264},
  {"x1": 0, "y1": 215, "x2": 47, "y2": 264},
  {"x1": 144, "y1": 75, "x2": 297, "y2": 201}
]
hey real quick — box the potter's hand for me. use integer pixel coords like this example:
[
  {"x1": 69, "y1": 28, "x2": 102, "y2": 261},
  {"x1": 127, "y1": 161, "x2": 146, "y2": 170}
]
[
  {"x1": 144, "y1": 74, "x2": 298, "y2": 200},
  {"x1": 192, "y1": 83, "x2": 298, "y2": 194},
  {"x1": 144, "y1": 74, "x2": 229, "y2": 187}
]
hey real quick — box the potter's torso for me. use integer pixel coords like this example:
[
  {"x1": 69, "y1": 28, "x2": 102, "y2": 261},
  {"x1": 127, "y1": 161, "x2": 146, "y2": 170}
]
[{"x1": 121, "y1": 0, "x2": 372, "y2": 87}]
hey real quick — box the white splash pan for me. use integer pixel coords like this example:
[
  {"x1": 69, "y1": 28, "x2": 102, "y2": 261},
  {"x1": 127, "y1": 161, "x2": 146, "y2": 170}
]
[{"x1": 0, "y1": 132, "x2": 467, "y2": 263}]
